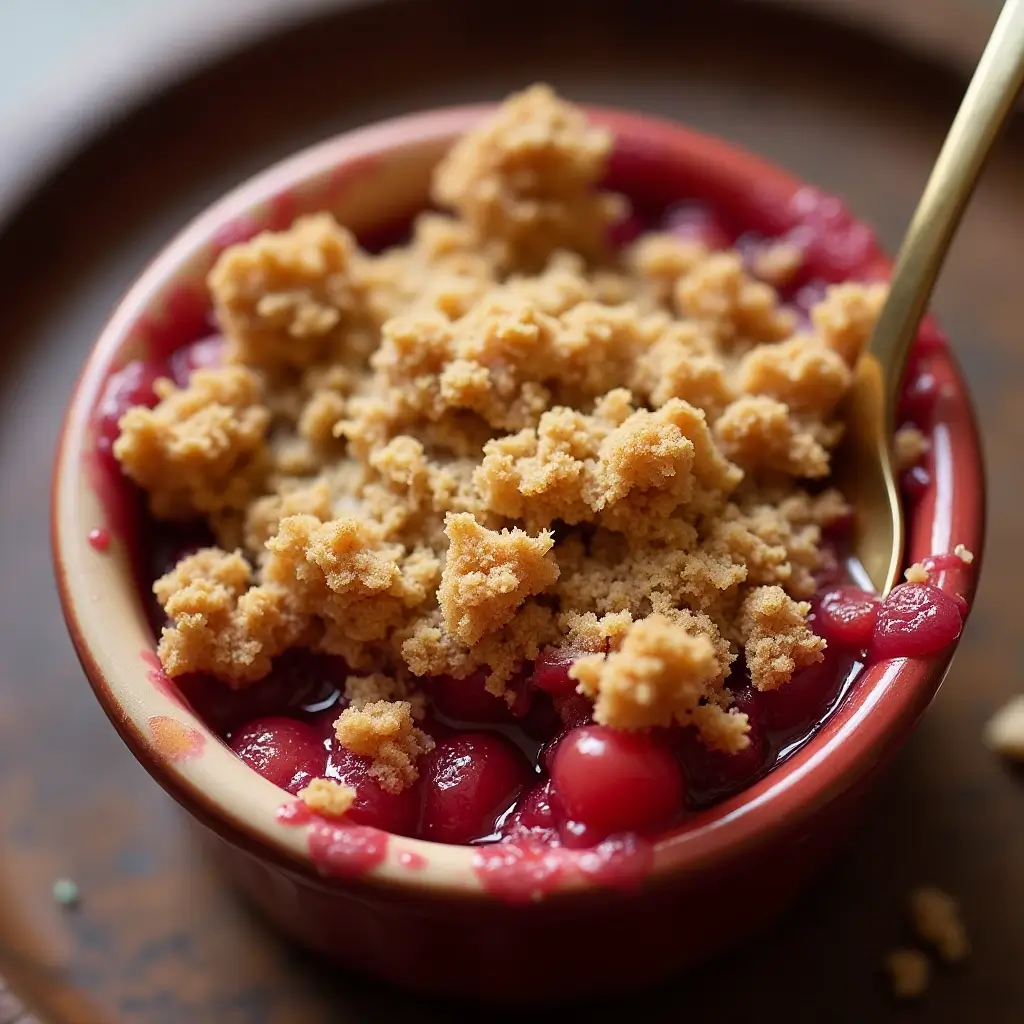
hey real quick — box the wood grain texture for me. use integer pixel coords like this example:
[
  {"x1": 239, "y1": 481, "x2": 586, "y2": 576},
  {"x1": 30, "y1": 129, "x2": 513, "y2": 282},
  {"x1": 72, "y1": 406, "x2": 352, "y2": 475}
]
[{"x1": 1, "y1": 1, "x2": 1022, "y2": 1020}]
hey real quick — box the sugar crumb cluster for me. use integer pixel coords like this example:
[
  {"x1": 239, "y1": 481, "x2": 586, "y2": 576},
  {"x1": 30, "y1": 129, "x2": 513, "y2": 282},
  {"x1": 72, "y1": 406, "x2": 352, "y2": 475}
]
[{"x1": 114, "y1": 84, "x2": 890, "y2": 782}]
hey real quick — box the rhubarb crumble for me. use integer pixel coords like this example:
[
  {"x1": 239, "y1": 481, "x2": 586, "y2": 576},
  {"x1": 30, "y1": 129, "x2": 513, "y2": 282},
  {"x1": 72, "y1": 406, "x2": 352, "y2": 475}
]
[{"x1": 101, "y1": 85, "x2": 970, "y2": 848}]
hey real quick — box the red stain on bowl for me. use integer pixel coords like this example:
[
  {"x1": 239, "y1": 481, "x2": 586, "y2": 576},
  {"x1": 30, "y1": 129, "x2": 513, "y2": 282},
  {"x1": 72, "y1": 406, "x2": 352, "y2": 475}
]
[
  {"x1": 472, "y1": 834, "x2": 652, "y2": 904},
  {"x1": 148, "y1": 715, "x2": 205, "y2": 762},
  {"x1": 142, "y1": 650, "x2": 187, "y2": 710},
  {"x1": 87, "y1": 527, "x2": 111, "y2": 552},
  {"x1": 397, "y1": 850, "x2": 428, "y2": 870},
  {"x1": 308, "y1": 821, "x2": 389, "y2": 877},
  {"x1": 276, "y1": 799, "x2": 390, "y2": 876}
]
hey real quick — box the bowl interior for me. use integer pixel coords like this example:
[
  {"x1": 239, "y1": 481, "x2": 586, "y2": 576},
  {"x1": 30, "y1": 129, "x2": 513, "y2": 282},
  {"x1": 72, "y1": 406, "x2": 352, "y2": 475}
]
[{"x1": 53, "y1": 104, "x2": 984, "y2": 896}]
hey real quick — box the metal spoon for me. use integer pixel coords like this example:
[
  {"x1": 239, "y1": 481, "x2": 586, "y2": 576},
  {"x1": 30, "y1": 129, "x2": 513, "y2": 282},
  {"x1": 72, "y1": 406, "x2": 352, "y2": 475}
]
[{"x1": 844, "y1": 0, "x2": 1024, "y2": 595}]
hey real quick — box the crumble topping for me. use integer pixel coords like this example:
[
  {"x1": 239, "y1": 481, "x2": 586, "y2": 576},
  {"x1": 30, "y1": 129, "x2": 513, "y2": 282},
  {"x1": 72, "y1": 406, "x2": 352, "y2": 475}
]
[
  {"x1": 438, "y1": 512, "x2": 558, "y2": 645},
  {"x1": 983, "y1": 696, "x2": 1024, "y2": 761},
  {"x1": 298, "y1": 777, "x2": 357, "y2": 818},
  {"x1": 909, "y1": 887, "x2": 969, "y2": 963},
  {"x1": 122, "y1": 86, "x2": 886, "y2": 755},
  {"x1": 811, "y1": 280, "x2": 887, "y2": 365},
  {"x1": 738, "y1": 585, "x2": 825, "y2": 691},
  {"x1": 343, "y1": 673, "x2": 427, "y2": 720},
  {"x1": 569, "y1": 610, "x2": 745, "y2": 749},
  {"x1": 884, "y1": 949, "x2": 931, "y2": 1000},
  {"x1": 333, "y1": 700, "x2": 434, "y2": 794},
  {"x1": 114, "y1": 367, "x2": 270, "y2": 520}
]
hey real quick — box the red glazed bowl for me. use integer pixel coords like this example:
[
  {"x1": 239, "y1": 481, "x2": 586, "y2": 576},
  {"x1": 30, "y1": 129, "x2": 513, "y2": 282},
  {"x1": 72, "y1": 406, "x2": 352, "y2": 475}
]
[{"x1": 52, "y1": 104, "x2": 984, "y2": 1001}]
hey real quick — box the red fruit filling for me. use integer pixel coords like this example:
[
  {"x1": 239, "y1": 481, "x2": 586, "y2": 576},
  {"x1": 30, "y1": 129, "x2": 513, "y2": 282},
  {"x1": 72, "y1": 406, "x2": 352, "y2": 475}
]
[
  {"x1": 324, "y1": 745, "x2": 421, "y2": 837},
  {"x1": 816, "y1": 587, "x2": 880, "y2": 649},
  {"x1": 550, "y1": 726, "x2": 683, "y2": 844},
  {"x1": 871, "y1": 583, "x2": 963, "y2": 660},
  {"x1": 420, "y1": 734, "x2": 533, "y2": 844},
  {"x1": 751, "y1": 647, "x2": 848, "y2": 737},
  {"x1": 531, "y1": 647, "x2": 579, "y2": 697},
  {"x1": 167, "y1": 334, "x2": 225, "y2": 387},
  {"x1": 229, "y1": 717, "x2": 326, "y2": 795}
]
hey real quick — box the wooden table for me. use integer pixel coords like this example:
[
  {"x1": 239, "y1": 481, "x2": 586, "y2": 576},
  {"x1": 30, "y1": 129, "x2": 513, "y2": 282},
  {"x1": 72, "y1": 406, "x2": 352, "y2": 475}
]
[{"x1": 0, "y1": 1, "x2": 1021, "y2": 1020}]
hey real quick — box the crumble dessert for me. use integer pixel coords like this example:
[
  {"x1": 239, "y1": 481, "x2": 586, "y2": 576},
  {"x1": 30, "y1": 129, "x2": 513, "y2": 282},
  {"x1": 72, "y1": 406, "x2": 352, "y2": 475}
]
[{"x1": 103, "y1": 85, "x2": 969, "y2": 848}]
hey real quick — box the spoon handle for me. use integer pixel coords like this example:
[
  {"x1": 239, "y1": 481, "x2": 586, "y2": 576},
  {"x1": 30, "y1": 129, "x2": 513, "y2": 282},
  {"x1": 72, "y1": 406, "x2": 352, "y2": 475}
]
[{"x1": 871, "y1": 0, "x2": 1024, "y2": 417}]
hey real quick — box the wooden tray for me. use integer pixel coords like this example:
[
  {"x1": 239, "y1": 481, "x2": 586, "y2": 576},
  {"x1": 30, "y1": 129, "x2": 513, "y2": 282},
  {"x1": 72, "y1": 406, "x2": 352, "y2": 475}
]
[{"x1": 2, "y1": 1, "x2": 1022, "y2": 1020}]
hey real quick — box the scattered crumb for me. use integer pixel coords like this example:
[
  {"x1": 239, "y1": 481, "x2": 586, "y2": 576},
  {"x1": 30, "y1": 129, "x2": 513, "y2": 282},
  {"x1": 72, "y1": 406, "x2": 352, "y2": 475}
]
[
  {"x1": 52, "y1": 878, "x2": 80, "y2": 908},
  {"x1": 884, "y1": 948, "x2": 931, "y2": 999},
  {"x1": 954, "y1": 543, "x2": 974, "y2": 564},
  {"x1": 909, "y1": 887, "x2": 970, "y2": 963},
  {"x1": 894, "y1": 424, "x2": 930, "y2": 471},
  {"x1": 333, "y1": 700, "x2": 434, "y2": 794},
  {"x1": 120, "y1": 85, "x2": 874, "y2": 754},
  {"x1": 298, "y1": 778, "x2": 357, "y2": 818},
  {"x1": 983, "y1": 695, "x2": 1024, "y2": 761},
  {"x1": 904, "y1": 562, "x2": 930, "y2": 584}
]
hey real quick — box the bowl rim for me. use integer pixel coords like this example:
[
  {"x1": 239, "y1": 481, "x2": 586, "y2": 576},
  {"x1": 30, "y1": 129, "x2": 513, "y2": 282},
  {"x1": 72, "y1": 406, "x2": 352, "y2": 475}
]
[{"x1": 52, "y1": 100, "x2": 986, "y2": 899}]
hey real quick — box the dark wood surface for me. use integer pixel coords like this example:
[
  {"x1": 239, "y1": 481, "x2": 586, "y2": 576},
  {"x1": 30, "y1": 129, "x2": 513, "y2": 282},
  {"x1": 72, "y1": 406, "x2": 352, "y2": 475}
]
[{"x1": 1, "y1": 1, "x2": 1022, "y2": 1020}]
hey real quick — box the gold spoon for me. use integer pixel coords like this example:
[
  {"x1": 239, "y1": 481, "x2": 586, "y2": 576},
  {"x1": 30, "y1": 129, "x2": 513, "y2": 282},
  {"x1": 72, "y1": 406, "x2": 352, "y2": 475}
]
[{"x1": 846, "y1": 0, "x2": 1024, "y2": 595}]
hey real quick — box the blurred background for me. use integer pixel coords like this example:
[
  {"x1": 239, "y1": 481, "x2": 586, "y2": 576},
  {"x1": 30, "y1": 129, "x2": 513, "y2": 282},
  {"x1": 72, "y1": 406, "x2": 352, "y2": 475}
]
[{"x1": 0, "y1": 1, "x2": 1020, "y2": 1022}]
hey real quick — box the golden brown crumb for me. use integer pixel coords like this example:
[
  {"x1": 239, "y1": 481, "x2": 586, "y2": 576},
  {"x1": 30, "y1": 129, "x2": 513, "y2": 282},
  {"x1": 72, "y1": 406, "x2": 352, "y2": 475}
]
[
  {"x1": 738, "y1": 585, "x2": 825, "y2": 691},
  {"x1": 715, "y1": 396, "x2": 830, "y2": 478},
  {"x1": 909, "y1": 887, "x2": 970, "y2": 963},
  {"x1": 209, "y1": 213, "x2": 372, "y2": 370},
  {"x1": 983, "y1": 696, "x2": 1024, "y2": 761},
  {"x1": 811, "y1": 281, "x2": 888, "y2": 365},
  {"x1": 343, "y1": 673, "x2": 427, "y2": 720},
  {"x1": 570, "y1": 612, "x2": 745, "y2": 749},
  {"x1": 431, "y1": 83, "x2": 623, "y2": 269},
  {"x1": 954, "y1": 543, "x2": 974, "y2": 564},
  {"x1": 114, "y1": 367, "x2": 270, "y2": 520},
  {"x1": 904, "y1": 562, "x2": 930, "y2": 584},
  {"x1": 738, "y1": 334, "x2": 851, "y2": 419},
  {"x1": 894, "y1": 424, "x2": 930, "y2": 471},
  {"x1": 438, "y1": 512, "x2": 558, "y2": 645},
  {"x1": 884, "y1": 949, "x2": 931, "y2": 1000},
  {"x1": 152, "y1": 548, "x2": 308, "y2": 683},
  {"x1": 333, "y1": 700, "x2": 434, "y2": 794},
  {"x1": 298, "y1": 778, "x2": 357, "y2": 818},
  {"x1": 123, "y1": 87, "x2": 865, "y2": 754},
  {"x1": 750, "y1": 242, "x2": 804, "y2": 287}
]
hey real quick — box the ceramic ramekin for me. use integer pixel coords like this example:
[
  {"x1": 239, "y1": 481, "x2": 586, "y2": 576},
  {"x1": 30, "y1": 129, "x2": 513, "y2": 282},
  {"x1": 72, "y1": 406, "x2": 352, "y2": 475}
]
[{"x1": 52, "y1": 104, "x2": 984, "y2": 1000}]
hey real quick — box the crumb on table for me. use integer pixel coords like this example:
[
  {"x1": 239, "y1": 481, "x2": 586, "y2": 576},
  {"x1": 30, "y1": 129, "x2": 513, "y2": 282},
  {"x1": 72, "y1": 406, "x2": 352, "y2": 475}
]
[
  {"x1": 884, "y1": 948, "x2": 931, "y2": 999},
  {"x1": 909, "y1": 887, "x2": 969, "y2": 963},
  {"x1": 983, "y1": 695, "x2": 1024, "y2": 761}
]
